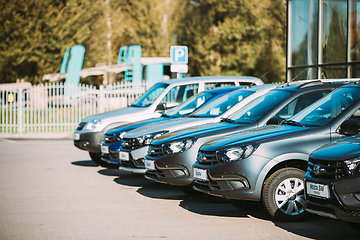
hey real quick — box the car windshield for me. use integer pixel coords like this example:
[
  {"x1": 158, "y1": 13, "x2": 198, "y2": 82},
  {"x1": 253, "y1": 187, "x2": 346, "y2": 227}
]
[
  {"x1": 290, "y1": 86, "x2": 360, "y2": 127},
  {"x1": 131, "y1": 83, "x2": 169, "y2": 107},
  {"x1": 189, "y1": 89, "x2": 255, "y2": 118},
  {"x1": 229, "y1": 89, "x2": 293, "y2": 123},
  {"x1": 164, "y1": 91, "x2": 217, "y2": 118}
]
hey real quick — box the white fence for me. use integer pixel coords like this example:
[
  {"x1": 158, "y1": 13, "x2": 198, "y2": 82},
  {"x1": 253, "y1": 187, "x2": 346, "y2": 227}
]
[{"x1": 0, "y1": 82, "x2": 154, "y2": 135}]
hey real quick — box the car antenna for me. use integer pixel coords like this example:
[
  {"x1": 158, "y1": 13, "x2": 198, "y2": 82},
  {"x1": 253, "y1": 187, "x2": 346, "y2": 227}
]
[
  {"x1": 290, "y1": 66, "x2": 310, "y2": 82},
  {"x1": 249, "y1": 71, "x2": 269, "y2": 88}
]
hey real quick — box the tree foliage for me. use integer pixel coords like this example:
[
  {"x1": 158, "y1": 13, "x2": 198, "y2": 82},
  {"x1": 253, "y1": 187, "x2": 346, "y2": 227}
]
[{"x1": 0, "y1": 0, "x2": 286, "y2": 84}]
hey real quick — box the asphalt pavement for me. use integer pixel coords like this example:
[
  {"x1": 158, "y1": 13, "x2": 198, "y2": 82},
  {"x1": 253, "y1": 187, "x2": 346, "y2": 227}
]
[{"x1": 0, "y1": 138, "x2": 358, "y2": 240}]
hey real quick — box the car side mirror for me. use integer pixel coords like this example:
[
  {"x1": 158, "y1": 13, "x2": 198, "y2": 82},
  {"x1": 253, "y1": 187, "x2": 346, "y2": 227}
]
[
  {"x1": 266, "y1": 117, "x2": 285, "y2": 125},
  {"x1": 156, "y1": 103, "x2": 166, "y2": 111},
  {"x1": 339, "y1": 118, "x2": 360, "y2": 136}
]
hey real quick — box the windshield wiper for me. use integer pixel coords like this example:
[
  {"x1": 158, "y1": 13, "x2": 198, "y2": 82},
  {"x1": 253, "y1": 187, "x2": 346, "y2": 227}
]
[
  {"x1": 220, "y1": 117, "x2": 237, "y2": 124},
  {"x1": 282, "y1": 120, "x2": 304, "y2": 127},
  {"x1": 190, "y1": 115, "x2": 204, "y2": 118},
  {"x1": 161, "y1": 113, "x2": 174, "y2": 118}
]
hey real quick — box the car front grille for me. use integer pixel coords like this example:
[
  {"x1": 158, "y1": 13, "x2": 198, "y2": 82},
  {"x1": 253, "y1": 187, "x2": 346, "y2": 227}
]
[
  {"x1": 308, "y1": 157, "x2": 346, "y2": 179},
  {"x1": 104, "y1": 133, "x2": 118, "y2": 144},
  {"x1": 197, "y1": 150, "x2": 218, "y2": 165},
  {"x1": 148, "y1": 144, "x2": 164, "y2": 157},
  {"x1": 77, "y1": 122, "x2": 86, "y2": 130},
  {"x1": 122, "y1": 138, "x2": 140, "y2": 150}
]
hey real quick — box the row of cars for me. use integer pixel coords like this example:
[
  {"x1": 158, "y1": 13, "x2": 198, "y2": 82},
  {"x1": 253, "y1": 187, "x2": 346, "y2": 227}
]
[{"x1": 73, "y1": 76, "x2": 360, "y2": 231}]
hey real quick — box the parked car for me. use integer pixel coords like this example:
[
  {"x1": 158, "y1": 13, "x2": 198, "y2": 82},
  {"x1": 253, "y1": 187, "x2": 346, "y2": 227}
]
[
  {"x1": 145, "y1": 80, "x2": 345, "y2": 193},
  {"x1": 99, "y1": 86, "x2": 243, "y2": 167},
  {"x1": 111, "y1": 84, "x2": 279, "y2": 173},
  {"x1": 304, "y1": 135, "x2": 360, "y2": 232},
  {"x1": 192, "y1": 82, "x2": 360, "y2": 221},
  {"x1": 73, "y1": 76, "x2": 264, "y2": 165}
]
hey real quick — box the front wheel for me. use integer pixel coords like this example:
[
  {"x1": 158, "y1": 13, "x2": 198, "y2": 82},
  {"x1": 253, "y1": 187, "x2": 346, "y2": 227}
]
[
  {"x1": 262, "y1": 167, "x2": 309, "y2": 221},
  {"x1": 89, "y1": 152, "x2": 118, "y2": 168}
]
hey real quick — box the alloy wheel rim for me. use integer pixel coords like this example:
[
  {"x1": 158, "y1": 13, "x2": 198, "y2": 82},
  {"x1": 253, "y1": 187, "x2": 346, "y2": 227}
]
[{"x1": 274, "y1": 177, "x2": 306, "y2": 216}]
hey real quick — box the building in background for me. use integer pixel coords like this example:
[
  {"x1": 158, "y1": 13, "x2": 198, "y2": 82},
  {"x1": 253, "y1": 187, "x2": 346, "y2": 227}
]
[{"x1": 287, "y1": 0, "x2": 360, "y2": 81}]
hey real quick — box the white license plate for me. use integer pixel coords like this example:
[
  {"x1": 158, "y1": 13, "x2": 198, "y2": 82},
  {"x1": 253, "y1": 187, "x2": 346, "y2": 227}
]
[
  {"x1": 306, "y1": 182, "x2": 330, "y2": 199},
  {"x1": 119, "y1": 151, "x2": 130, "y2": 161},
  {"x1": 145, "y1": 159, "x2": 155, "y2": 170},
  {"x1": 73, "y1": 133, "x2": 80, "y2": 140},
  {"x1": 101, "y1": 145, "x2": 109, "y2": 154},
  {"x1": 193, "y1": 167, "x2": 208, "y2": 181}
]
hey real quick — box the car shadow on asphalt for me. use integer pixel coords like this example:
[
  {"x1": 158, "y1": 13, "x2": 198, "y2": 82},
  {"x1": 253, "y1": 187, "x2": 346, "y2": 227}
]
[{"x1": 71, "y1": 160, "x2": 99, "y2": 167}]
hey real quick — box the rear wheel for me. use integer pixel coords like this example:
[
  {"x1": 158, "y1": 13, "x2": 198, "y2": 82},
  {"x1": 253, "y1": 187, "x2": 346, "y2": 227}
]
[{"x1": 262, "y1": 168, "x2": 309, "y2": 221}]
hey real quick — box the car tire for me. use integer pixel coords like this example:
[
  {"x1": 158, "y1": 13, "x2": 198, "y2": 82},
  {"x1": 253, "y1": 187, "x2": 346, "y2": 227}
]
[
  {"x1": 346, "y1": 222, "x2": 360, "y2": 232},
  {"x1": 262, "y1": 167, "x2": 309, "y2": 221},
  {"x1": 230, "y1": 200, "x2": 264, "y2": 211}
]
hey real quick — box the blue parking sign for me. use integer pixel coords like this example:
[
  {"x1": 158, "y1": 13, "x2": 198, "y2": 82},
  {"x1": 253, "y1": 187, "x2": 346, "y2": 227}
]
[{"x1": 171, "y1": 46, "x2": 188, "y2": 64}]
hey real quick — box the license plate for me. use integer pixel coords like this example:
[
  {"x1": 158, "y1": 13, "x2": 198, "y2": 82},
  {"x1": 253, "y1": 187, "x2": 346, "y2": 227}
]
[
  {"x1": 73, "y1": 133, "x2": 80, "y2": 140},
  {"x1": 193, "y1": 167, "x2": 208, "y2": 181},
  {"x1": 145, "y1": 159, "x2": 155, "y2": 170},
  {"x1": 119, "y1": 151, "x2": 130, "y2": 161},
  {"x1": 101, "y1": 145, "x2": 109, "y2": 154},
  {"x1": 306, "y1": 182, "x2": 330, "y2": 199}
]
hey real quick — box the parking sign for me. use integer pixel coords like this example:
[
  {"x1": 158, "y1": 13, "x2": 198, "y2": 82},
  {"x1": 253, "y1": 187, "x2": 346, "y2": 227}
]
[{"x1": 171, "y1": 46, "x2": 188, "y2": 64}]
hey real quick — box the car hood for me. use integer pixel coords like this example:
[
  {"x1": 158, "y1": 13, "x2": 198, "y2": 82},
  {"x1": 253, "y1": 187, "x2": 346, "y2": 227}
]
[
  {"x1": 200, "y1": 125, "x2": 311, "y2": 151},
  {"x1": 151, "y1": 122, "x2": 248, "y2": 144},
  {"x1": 310, "y1": 135, "x2": 360, "y2": 161},
  {"x1": 105, "y1": 117, "x2": 170, "y2": 135},
  {"x1": 81, "y1": 106, "x2": 152, "y2": 123},
  {"x1": 124, "y1": 117, "x2": 216, "y2": 138}
]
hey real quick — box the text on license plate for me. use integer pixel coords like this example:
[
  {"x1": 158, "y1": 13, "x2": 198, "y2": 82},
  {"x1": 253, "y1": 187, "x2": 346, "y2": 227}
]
[
  {"x1": 145, "y1": 159, "x2": 155, "y2": 170},
  {"x1": 101, "y1": 145, "x2": 109, "y2": 154},
  {"x1": 306, "y1": 182, "x2": 330, "y2": 199},
  {"x1": 193, "y1": 168, "x2": 208, "y2": 181},
  {"x1": 119, "y1": 151, "x2": 130, "y2": 161}
]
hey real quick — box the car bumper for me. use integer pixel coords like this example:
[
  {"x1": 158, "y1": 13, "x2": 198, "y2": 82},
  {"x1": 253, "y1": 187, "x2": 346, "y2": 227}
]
[
  {"x1": 304, "y1": 173, "x2": 360, "y2": 223},
  {"x1": 73, "y1": 131, "x2": 104, "y2": 153},
  {"x1": 144, "y1": 145, "x2": 202, "y2": 186},
  {"x1": 192, "y1": 154, "x2": 270, "y2": 200},
  {"x1": 118, "y1": 147, "x2": 148, "y2": 174}
]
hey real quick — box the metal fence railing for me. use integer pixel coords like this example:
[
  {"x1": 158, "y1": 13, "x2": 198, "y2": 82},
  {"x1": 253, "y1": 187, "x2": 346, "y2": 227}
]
[{"x1": 0, "y1": 81, "x2": 153, "y2": 135}]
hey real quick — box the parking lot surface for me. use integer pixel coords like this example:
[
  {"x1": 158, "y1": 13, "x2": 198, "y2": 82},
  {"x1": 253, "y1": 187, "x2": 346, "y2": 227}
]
[{"x1": 0, "y1": 139, "x2": 358, "y2": 240}]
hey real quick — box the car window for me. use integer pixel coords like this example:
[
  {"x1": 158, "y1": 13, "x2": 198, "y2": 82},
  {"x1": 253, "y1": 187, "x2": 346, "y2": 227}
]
[
  {"x1": 291, "y1": 87, "x2": 360, "y2": 126},
  {"x1": 131, "y1": 83, "x2": 169, "y2": 107},
  {"x1": 160, "y1": 84, "x2": 199, "y2": 109},
  {"x1": 230, "y1": 89, "x2": 293, "y2": 123},
  {"x1": 165, "y1": 91, "x2": 217, "y2": 117},
  {"x1": 190, "y1": 89, "x2": 255, "y2": 118},
  {"x1": 205, "y1": 82, "x2": 235, "y2": 90},
  {"x1": 275, "y1": 91, "x2": 330, "y2": 119}
]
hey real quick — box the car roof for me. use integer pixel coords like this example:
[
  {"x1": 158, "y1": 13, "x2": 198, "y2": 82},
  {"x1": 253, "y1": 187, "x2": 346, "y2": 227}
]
[{"x1": 159, "y1": 76, "x2": 263, "y2": 85}]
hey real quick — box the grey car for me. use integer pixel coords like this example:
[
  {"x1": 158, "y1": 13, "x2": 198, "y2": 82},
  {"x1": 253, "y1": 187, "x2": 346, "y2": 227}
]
[
  {"x1": 116, "y1": 84, "x2": 278, "y2": 173},
  {"x1": 145, "y1": 80, "x2": 345, "y2": 191},
  {"x1": 192, "y1": 82, "x2": 360, "y2": 221}
]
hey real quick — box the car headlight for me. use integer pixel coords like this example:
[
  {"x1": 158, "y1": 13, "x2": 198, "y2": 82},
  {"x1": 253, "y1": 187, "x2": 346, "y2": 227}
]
[
  {"x1": 85, "y1": 119, "x2": 102, "y2": 130},
  {"x1": 216, "y1": 144, "x2": 257, "y2": 163},
  {"x1": 162, "y1": 139, "x2": 196, "y2": 154},
  {"x1": 136, "y1": 131, "x2": 169, "y2": 146},
  {"x1": 344, "y1": 158, "x2": 360, "y2": 175}
]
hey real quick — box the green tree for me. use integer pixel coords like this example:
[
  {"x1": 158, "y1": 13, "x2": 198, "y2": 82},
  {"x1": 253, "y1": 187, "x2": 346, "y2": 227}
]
[
  {"x1": 174, "y1": 0, "x2": 286, "y2": 83},
  {"x1": 0, "y1": 0, "x2": 100, "y2": 83}
]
